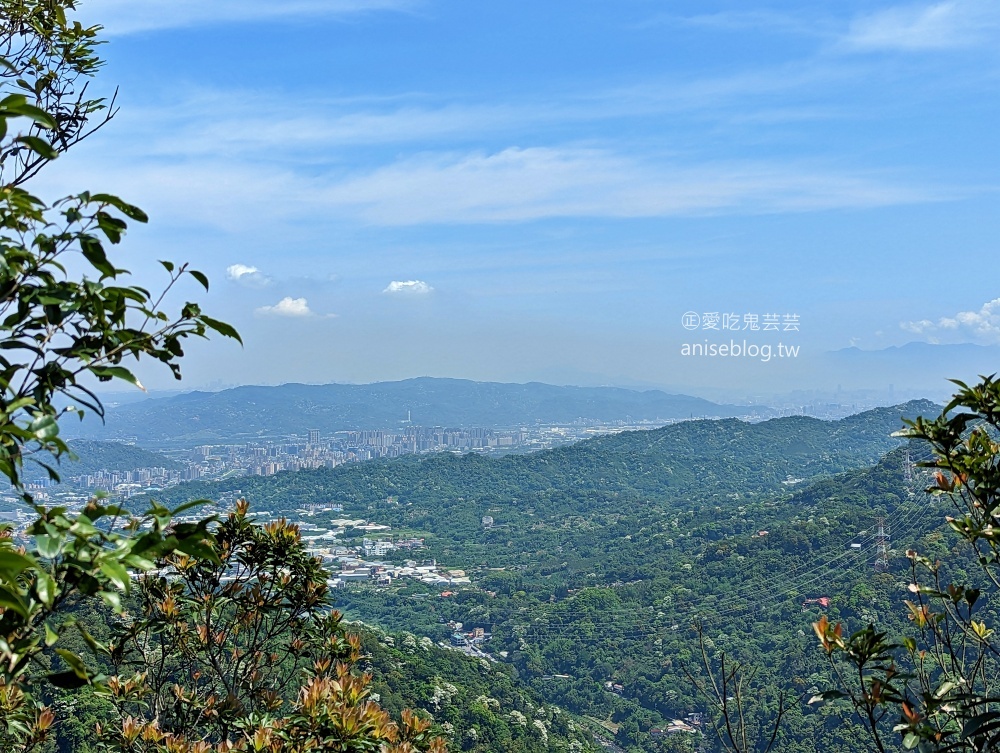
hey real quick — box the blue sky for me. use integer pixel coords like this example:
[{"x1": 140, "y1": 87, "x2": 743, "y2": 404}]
[{"x1": 41, "y1": 0, "x2": 1000, "y2": 397}]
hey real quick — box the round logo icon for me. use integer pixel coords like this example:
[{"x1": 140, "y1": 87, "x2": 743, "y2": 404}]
[{"x1": 681, "y1": 311, "x2": 701, "y2": 330}]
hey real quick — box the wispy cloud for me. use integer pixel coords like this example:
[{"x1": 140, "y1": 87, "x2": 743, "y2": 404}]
[
  {"x1": 383, "y1": 280, "x2": 433, "y2": 294},
  {"x1": 843, "y1": 0, "x2": 1000, "y2": 51},
  {"x1": 319, "y1": 147, "x2": 942, "y2": 224},
  {"x1": 79, "y1": 57, "x2": 864, "y2": 163},
  {"x1": 638, "y1": 10, "x2": 834, "y2": 39},
  {"x1": 256, "y1": 297, "x2": 319, "y2": 317},
  {"x1": 80, "y1": 0, "x2": 417, "y2": 35},
  {"x1": 226, "y1": 263, "x2": 271, "y2": 287},
  {"x1": 902, "y1": 298, "x2": 1000, "y2": 342},
  {"x1": 42, "y1": 144, "x2": 946, "y2": 229}
]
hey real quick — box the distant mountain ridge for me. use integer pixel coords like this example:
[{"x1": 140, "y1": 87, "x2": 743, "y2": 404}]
[
  {"x1": 822, "y1": 342, "x2": 1000, "y2": 396},
  {"x1": 153, "y1": 398, "x2": 941, "y2": 514},
  {"x1": 70, "y1": 377, "x2": 759, "y2": 443}
]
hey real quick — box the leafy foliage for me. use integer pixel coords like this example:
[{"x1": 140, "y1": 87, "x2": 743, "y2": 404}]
[
  {"x1": 812, "y1": 375, "x2": 1000, "y2": 752},
  {"x1": 94, "y1": 500, "x2": 447, "y2": 753},
  {"x1": 0, "y1": 497, "x2": 216, "y2": 751},
  {"x1": 148, "y1": 403, "x2": 953, "y2": 752},
  {"x1": 0, "y1": 0, "x2": 240, "y2": 492},
  {"x1": 109, "y1": 500, "x2": 340, "y2": 740}
]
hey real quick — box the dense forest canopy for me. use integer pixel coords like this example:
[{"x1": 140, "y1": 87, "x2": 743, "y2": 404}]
[{"x1": 140, "y1": 399, "x2": 965, "y2": 752}]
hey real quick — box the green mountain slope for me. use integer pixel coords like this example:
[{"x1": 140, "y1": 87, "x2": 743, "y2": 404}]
[
  {"x1": 361, "y1": 628, "x2": 595, "y2": 752},
  {"x1": 151, "y1": 400, "x2": 937, "y2": 519},
  {"x1": 22, "y1": 439, "x2": 180, "y2": 482},
  {"x1": 143, "y1": 399, "x2": 954, "y2": 752}
]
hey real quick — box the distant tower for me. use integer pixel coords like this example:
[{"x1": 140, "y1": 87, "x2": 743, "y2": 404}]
[
  {"x1": 903, "y1": 447, "x2": 913, "y2": 484},
  {"x1": 874, "y1": 517, "x2": 890, "y2": 572},
  {"x1": 308, "y1": 429, "x2": 320, "y2": 445}
]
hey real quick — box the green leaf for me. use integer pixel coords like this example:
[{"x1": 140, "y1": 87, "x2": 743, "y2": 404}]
[
  {"x1": 0, "y1": 584, "x2": 29, "y2": 618},
  {"x1": 46, "y1": 670, "x2": 89, "y2": 689},
  {"x1": 34, "y1": 534, "x2": 62, "y2": 559},
  {"x1": 90, "y1": 365, "x2": 142, "y2": 388},
  {"x1": 171, "y1": 499, "x2": 212, "y2": 516},
  {"x1": 3, "y1": 99, "x2": 57, "y2": 128},
  {"x1": 123, "y1": 554, "x2": 156, "y2": 571},
  {"x1": 14, "y1": 135, "x2": 58, "y2": 159},
  {"x1": 79, "y1": 236, "x2": 116, "y2": 277},
  {"x1": 35, "y1": 570, "x2": 56, "y2": 607},
  {"x1": 28, "y1": 414, "x2": 59, "y2": 440},
  {"x1": 89, "y1": 193, "x2": 149, "y2": 222},
  {"x1": 74, "y1": 622, "x2": 108, "y2": 656},
  {"x1": 174, "y1": 536, "x2": 220, "y2": 563},
  {"x1": 99, "y1": 590, "x2": 122, "y2": 612},
  {"x1": 99, "y1": 560, "x2": 131, "y2": 592},
  {"x1": 201, "y1": 315, "x2": 243, "y2": 344},
  {"x1": 0, "y1": 549, "x2": 38, "y2": 575},
  {"x1": 189, "y1": 269, "x2": 209, "y2": 291}
]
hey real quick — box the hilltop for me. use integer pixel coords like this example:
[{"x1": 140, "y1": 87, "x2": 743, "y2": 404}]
[
  {"x1": 145, "y1": 397, "x2": 949, "y2": 751},
  {"x1": 152, "y1": 398, "x2": 939, "y2": 516},
  {"x1": 21, "y1": 440, "x2": 180, "y2": 483},
  {"x1": 69, "y1": 378, "x2": 758, "y2": 443}
]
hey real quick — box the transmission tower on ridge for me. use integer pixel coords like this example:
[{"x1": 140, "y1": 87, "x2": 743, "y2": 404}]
[{"x1": 874, "y1": 516, "x2": 891, "y2": 572}]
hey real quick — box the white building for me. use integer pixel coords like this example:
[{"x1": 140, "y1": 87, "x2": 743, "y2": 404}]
[{"x1": 363, "y1": 538, "x2": 396, "y2": 557}]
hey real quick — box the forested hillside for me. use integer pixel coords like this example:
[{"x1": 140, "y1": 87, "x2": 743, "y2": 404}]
[
  {"x1": 152, "y1": 400, "x2": 936, "y2": 519},
  {"x1": 38, "y1": 598, "x2": 594, "y2": 753},
  {"x1": 141, "y1": 400, "x2": 966, "y2": 752},
  {"x1": 21, "y1": 440, "x2": 179, "y2": 482}
]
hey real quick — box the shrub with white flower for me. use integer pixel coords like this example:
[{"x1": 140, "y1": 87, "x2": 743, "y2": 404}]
[
  {"x1": 430, "y1": 680, "x2": 459, "y2": 710},
  {"x1": 532, "y1": 719, "x2": 549, "y2": 742}
]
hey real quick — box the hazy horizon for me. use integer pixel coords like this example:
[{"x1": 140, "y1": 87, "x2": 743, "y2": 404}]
[{"x1": 37, "y1": 1, "x2": 1000, "y2": 397}]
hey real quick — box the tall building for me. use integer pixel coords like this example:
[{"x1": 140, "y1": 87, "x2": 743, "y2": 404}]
[{"x1": 308, "y1": 429, "x2": 320, "y2": 445}]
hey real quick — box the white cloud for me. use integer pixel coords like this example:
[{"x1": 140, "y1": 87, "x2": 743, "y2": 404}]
[
  {"x1": 39, "y1": 139, "x2": 945, "y2": 230},
  {"x1": 320, "y1": 147, "x2": 941, "y2": 224},
  {"x1": 902, "y1": 299, "x2": 1000, "y2": 342},
  {"x1": 46, "y1": 58, "x2": 862, "y2": 166},
  {"x1": 641, "y1": 10, "x2": 833, "y2": 39},
  {"x1": 383, "y1": 280, "x2": 433, "y2": 295},
  {"x1": 255, "y1": 297, "x2": 314, "y2": 317},
  {"x1": 844, "y1": 0, "x2": 1000, "y2": 51},
  {"x1": 226, "y1": 263, "x2": 271, "y2": 287},
  {"x1": 79, "y1": 0, "x2": 416, "y2": 35}
]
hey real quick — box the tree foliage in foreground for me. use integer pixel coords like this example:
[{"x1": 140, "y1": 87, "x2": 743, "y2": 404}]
[
  {"x1": 813, "y1": 375, "x2": 1000, "y2": 752},
  {"x1": 0, "y1": 3, "x2": 446, "y2": 752},
  {"x1": 100, "y1": 501, "x2": 445, "y2": 753},
  {"x1": 0, "y1": 1, "x2": 235, "y2": 747}
]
